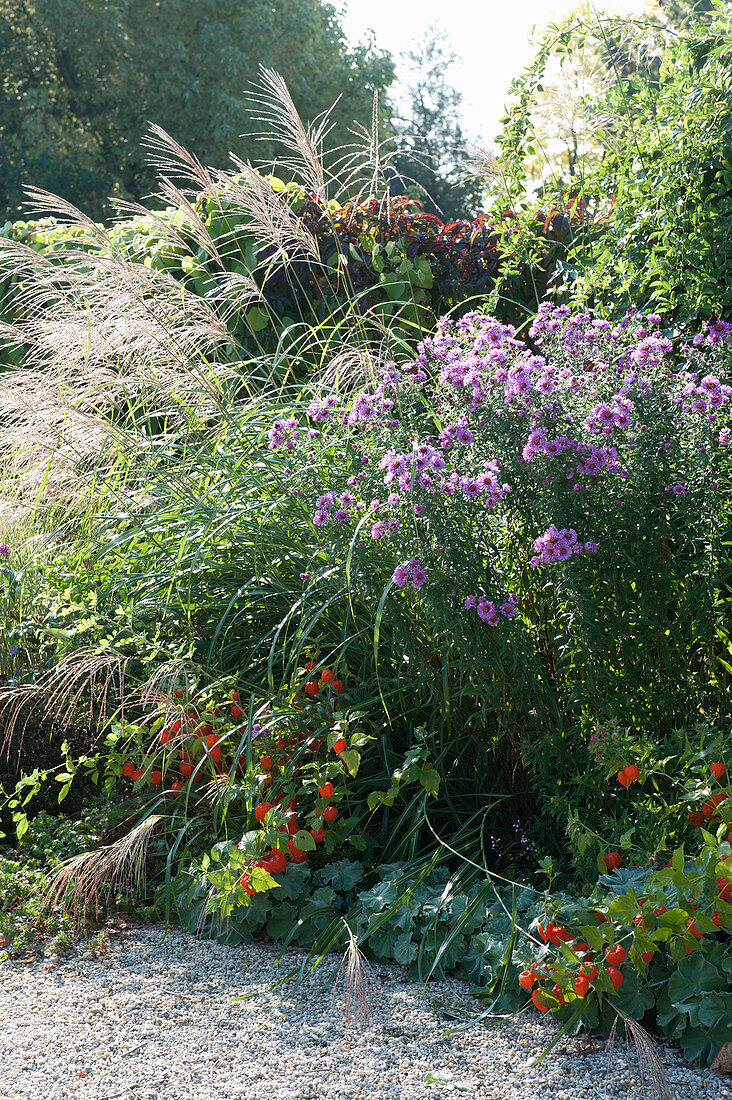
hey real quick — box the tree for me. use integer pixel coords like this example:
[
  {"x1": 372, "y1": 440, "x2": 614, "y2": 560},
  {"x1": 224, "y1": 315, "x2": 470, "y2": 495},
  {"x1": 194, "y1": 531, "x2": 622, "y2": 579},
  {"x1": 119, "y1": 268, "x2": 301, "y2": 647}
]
[
  {"x1": 0, "y1": 0, "x2": 394, "y2": 221},
  {"x1": 659, "y1": 0, "x2": 723, "y2": 28},
  {"x1": 390, "y1": 27, "x2": 484, "y2": 221}
]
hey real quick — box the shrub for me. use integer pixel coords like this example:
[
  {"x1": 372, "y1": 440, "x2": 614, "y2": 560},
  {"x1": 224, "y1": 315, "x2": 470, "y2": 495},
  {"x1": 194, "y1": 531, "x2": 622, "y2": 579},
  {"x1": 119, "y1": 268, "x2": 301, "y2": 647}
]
[
  {"x1": 498, "y1": 8, "x2": 732, "y2": 323},
  {"x1": 524, "y1": 835, "x2": 732, "y2": 1065},
  {"x1": 258, "y1": 305, "x2": 732, "y2": 842},
  {"x1": 0, "y1": 177, "x2": 591, "y2": 373}
]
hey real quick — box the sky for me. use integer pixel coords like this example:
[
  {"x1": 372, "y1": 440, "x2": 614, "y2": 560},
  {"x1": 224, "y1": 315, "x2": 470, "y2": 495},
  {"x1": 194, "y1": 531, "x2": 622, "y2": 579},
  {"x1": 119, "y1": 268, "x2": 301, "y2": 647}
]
[{"x1": 340, "y1": 0, "x2": 653, "y2": 144}]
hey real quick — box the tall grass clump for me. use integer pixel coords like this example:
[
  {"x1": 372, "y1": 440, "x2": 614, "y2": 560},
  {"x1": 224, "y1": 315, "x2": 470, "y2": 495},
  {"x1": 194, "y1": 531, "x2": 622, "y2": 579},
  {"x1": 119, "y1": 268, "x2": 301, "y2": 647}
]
[{"x1": 0, "y1": 72, "x2": 455, "y2": 899}]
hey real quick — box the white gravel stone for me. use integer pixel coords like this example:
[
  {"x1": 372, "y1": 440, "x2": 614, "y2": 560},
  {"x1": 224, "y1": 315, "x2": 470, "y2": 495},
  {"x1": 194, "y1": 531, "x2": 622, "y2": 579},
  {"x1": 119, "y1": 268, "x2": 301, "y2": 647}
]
[{"x1": 1, "y1": 926, "x2": 730, "y2": 1100}]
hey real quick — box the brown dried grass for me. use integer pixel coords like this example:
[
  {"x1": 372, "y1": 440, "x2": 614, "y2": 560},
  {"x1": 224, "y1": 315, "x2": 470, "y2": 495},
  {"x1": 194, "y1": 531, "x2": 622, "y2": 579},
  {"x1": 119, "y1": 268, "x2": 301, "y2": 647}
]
[
  {"x1": 331, "y1": 921, "x2": 382, "y2": 1031},
  {"x1": 42, "y1": 814, "x2": 162, "y2": 924}
]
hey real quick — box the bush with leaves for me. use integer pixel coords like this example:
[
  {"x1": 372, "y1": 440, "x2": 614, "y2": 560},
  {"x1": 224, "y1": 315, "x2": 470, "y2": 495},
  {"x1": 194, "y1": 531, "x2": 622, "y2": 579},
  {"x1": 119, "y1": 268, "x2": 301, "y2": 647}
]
[
  {"x1": 561, "y1": 722, "x2": 732, "y2": 877},
  {"x1": 570, "y1": 9, "x2": 732, "y2": 323},
  {"x1": 0, "y1": 174, "x2": 591, "y2": 373},
  {"x1": 495, "y1": 8, "x2": 732, "y2": 324},
  {"x1": 522, "y1": 835, "x2": 732, "y2": 1065},
  {"x1": 258, "y1": 304, "x2": 732, "y2": 842}
]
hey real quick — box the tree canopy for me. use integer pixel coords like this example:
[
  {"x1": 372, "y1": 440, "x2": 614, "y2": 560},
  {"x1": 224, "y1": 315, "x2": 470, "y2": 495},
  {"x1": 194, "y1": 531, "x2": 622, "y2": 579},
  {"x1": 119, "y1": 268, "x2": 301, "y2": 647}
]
[
  {"x1": 390, "y1": 28, "x2": 484, "y2": 221},
  {"x1": 0, "y1": 0, "x2": 395, "y2": 220}
]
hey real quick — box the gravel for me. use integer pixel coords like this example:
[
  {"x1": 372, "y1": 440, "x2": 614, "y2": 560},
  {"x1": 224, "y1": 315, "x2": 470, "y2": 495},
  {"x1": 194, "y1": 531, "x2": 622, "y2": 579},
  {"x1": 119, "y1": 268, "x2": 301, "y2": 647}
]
[{"x1": 1, "y1": 925, "x2": 730, "y2": 1100}]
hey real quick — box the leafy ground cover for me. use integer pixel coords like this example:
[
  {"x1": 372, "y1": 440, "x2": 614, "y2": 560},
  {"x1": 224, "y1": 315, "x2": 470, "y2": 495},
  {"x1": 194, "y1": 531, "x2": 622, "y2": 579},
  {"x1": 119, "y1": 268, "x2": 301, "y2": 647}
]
[{"x1": 1, "y1": 32, "x2": 732, "y2": 1075}]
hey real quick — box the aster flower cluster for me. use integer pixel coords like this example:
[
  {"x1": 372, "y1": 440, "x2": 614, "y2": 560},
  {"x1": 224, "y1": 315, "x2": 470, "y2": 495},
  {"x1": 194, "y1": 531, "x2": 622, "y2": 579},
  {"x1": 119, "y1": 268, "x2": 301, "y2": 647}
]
[
  {"x1": 267, "y1": 304, "x2": 732, "y2": 639},
  {"x1": 268, "y1": 417, "x2": 303, "y2": 451},
  {"x1": 463, "y1": 592, "x2": 519, "y2": 624},
  {"x1": 529, "y1": 527, "x2": 598, "y2": 567},
  {"x1": 691, "y1": 319, "x2": 732, "y2": 349},
  {"x1": 392, "y1": 559, "x2": 428, "y2": 588}
]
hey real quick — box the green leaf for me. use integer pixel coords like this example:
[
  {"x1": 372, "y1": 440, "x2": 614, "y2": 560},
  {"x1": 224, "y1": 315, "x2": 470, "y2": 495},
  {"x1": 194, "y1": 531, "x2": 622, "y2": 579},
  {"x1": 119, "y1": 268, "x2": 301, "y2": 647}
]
[
  {"x1": 716, "y1": 860, "x2": 732, "y2": 882},
  {"x1": 319, "y1": 860, "x2": 363, "y2": 892},
  {"x1": 293, "y1": 830, "x2": 316, "y2": 852},
  {"x1": 338, "y1": 749, "x2": 360, "y2": 776},
  {"x1": 250, "y1": 867, "x2": 279, "y2": 892},
  {"x1": 367, "y1": 790, "x2": 389, "y2": 810},
  {"x1": 656, "y1": 907, "x2": 689, "y2": 928},
  {"x1": 392, "y1": 932, "x2": 419, "y2": 965},
  {"x1": 245, "y1": 306, "x2": 270, "y2": 333},
  {"x1": 419, "y1": 767, "x2": 441, "y2": 797}
]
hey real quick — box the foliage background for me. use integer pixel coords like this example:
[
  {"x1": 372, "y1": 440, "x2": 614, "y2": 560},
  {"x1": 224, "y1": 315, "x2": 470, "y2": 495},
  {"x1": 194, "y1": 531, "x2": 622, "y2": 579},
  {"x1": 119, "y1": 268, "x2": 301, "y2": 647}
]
[{"x1": 0, "y1": 0, "x2": 395, "y2": 221}]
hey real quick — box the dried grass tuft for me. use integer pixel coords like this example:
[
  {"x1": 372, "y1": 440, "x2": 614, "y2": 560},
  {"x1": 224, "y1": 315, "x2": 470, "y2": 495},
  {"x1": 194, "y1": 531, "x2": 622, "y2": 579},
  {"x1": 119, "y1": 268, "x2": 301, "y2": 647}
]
[
  {"x1": 42, "y1": 814, "x2": 162, "y2": 924},
  {"x1": 604, "y1": 1013, "x2": 677, "y2": 1100},
  {"x1": 331, "y1": 921, "x2": 382, "y2": 1031},
  {"x1": 333, "y1": 91, "x2": 401, "y2": 209},
  {"x1": 0, "y1": 649, "x2": 131, "y2": 759},
  {"x1": 245, "y1": 66, "x2": 333, "y2": 202},
  {"x1": 216, "y1": 154, "x2": 320, "y2": 266},
  {"x1": 457, "y1": 143, "x2": 507, "y2": 196},
  {"x1": 0, "y1": 219, "x2": 233, "y2": 507}
]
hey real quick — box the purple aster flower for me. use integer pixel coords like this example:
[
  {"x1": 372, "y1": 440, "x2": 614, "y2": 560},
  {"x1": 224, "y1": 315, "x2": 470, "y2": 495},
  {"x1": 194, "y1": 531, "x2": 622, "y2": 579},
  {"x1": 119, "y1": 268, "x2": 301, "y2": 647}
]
[
  {"x1": 461, "y1": 478, "x2": 480, "y2": 498},
  {"x1": 464, "y1": 595, "x2": 477, "y2": 610},
  {"x1": 0, "y1": 544, "x2": 10, "y2": 558},
  {"x1": 371, "y1": 521, "x2": 386, "y2": 539},
  {"x1": 699, "y1": 374, "x2": 721, "y2": 394},
  {"x1": 392, "y1": 564, "x2": 411, "y2": 587},
  {"x1": 584, "y1": 541, "x2": 598, "y2": 552},
  {"x1": 476, "y1": 598, "x2": 496, "y2": 621}
]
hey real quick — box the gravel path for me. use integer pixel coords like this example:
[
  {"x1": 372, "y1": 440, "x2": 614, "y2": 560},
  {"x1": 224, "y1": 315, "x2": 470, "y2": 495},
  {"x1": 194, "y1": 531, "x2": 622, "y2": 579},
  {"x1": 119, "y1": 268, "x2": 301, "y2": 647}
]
[{"x1": 1, "y1": 926, "x2": 730, "y2": 1100}]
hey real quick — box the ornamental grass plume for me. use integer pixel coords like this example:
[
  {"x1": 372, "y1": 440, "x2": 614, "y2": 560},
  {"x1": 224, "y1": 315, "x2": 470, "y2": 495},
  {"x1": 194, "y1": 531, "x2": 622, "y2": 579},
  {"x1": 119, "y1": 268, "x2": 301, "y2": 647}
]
[
  {"x1": 0, "y1": 68, "x2": 412, "y2": 515},
  {"x1": 42, "y1": 814, "x2": 162, "y2": 925},
  {"x1": 603, "y1": 1013, "x2": 676, "y2": 1100},
  {"x1": 0, "y1": 649, "x2": 131, "y2": 758},
  {"x1": 244, "y1": 67, "x2": 331, "y2": 203},
  {"x1": 331, "y1": 920, "x2": 383, "y2": 1031},
  {"x1": 0, "y1": 206, "x2": 235, "y2": 507}
]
